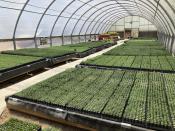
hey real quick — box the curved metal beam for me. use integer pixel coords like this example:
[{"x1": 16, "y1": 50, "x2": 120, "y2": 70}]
[
  {"x1": 157, "y1": 2, "x2": 175, "y2": 35},
  {"x1": 98, "y1": 8, "x2": 165, "y2": 34},
  {"x1": 34, "y1": 0, "x2": 56, "y2": 48},
  {"x1": 101, "y1": 14, "x2": 158, "y2": 35},
  {"x1": 86, "y1": 11, "x2": 130, "y2": 41},
  {"x1": 93, "y1": 2, "x2": 168, "y2": 35},
  {"x1": 100, "y1": 10, "x2": 168, "y2": 35},
  {"x1": 100, "y1": 11, "x2": 164, "y2": 35},
  {"x1": 12, "y1": 0, "x2": 30, "y2": 50},
  {"x1": 85, "y1": 13, "x2": 129, "y2": 41},
  {"x1": 61, "y1": 0, "x2": 93, "y2": 45},
  {"x1": 70, "y1": 0, "x2": 120, "y2": 43},
  {"x1": 100, "y1": 15, "x2": 128, "y2": 34},
  {"x1": 49, "y1": 0, "x2": 76, "y2": 46},
  {"x1": 77, "y1": 0, "x2": 173, "y2": 39},
  {"x1": 11, "y1": 0, "x2": 175, "y2": 48},
  {"x1": 87, "y1": 0, "x2": 171, "y2": 37},
  {"x1": 93, "y1": 10, "x2": 138, "y2": 34},
  {"x1": 96, "y1": 9, "x2": 164, "y2": 35},
  {"x1": 81, "y1": 0, "x2": 165, "y2": 36},
  {"x1": 84, "y1": 6, "x2": 138, "y2": 38},
  {"x1": 78, "y1": 2, "x2": 126, "y2": 38}
]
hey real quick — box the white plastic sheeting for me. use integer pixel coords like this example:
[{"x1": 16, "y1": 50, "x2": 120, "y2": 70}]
[
  {"x1": 109, "y1": 16, "x2": 157, "y2": 32},
  {"x1": 0, "y1": 0, "x2": 174, "y2": 39},
  {"x1": 0, "y1": 0, "x2": 174, "y2": 51}
]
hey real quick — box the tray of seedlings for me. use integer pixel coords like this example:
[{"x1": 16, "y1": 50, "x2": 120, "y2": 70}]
[
  {"x1": 2, "y1": 47, "x2": 77, "y2": 66},
  {"x1": 75, "y1": 42, "x2": 113, "y2": 58},
  {"x1": 80, "y1": 40, "x2": 175, "y2": 73},
  {"x1": 2, "y1": 41, "x2": 112, "y2": 65},
  {"x1": 0, "y1": 118, "x2": 41, "y2": 131},
  {"x1": 6, "y1": 68, "x2": 175, "y2": 130},
  {"x1": 0, "y1": 54, "x2": 49, "y2": 83}
]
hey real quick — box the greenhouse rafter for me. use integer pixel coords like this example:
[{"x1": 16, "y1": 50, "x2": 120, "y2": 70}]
[{"x1": 0, "y1": 0, "x2": 174, "y2": 53}]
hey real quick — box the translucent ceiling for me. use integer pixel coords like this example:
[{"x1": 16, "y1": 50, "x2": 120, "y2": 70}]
[
  {"x1": 109, "y1": 16, "x2": 157, "y2": 32},
  {"x1": 0, "y1": 0, "x2": 175, "y2": 40}
]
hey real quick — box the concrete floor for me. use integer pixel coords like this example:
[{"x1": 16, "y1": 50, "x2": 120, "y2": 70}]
[{"x1": 0, "y1": 40, "x2": 126, "y2": 115}]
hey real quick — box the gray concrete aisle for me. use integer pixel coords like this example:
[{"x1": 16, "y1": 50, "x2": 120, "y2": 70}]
[{"x1": 0, "y1": 40, "x2": 126, "y2": 115}]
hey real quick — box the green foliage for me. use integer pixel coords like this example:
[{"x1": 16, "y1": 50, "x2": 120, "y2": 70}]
[
  {"x1": 0, "y1": 118, "x2": 40, "y2": 131},
  {"x1": 15, "y1": 68, "x2": 175, "y2": 127},
  {"x1": 83, "y1": 40, "x2": 175, "y2": 71},
  {"x1": 104, "y1": 40, "x2": 170, "y2": 56},
  {"x1": 0, "y1": 54, "x2": 41, "y2": 70},
  {"x1": 84, "y1": 55, "x2": 175, "y2": 71},
  {"x1": 3, "y1": 48, "x2": 75, "y2": 57},
  {"x1": 2, "y1": 41, "x2": 108, "y2": 57},
  {"x1": 146, "y1": 73, "x2": 170, "y2": 126}
]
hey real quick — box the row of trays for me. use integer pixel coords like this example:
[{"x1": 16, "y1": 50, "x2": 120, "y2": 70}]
[
  {"x1": 78, "y1": 63, "x2": 175, "y2": 74},
  {"x1": 6, "y1": 95, "x2": 172, "y2": 131},
  {"x1": 0, "y1": 43, "x2": 114, "y2": 83}
]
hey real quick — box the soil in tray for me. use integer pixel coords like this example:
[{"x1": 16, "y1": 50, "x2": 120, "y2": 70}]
[
  {"x1": 0, "y1": 54, "x2": 41, "y2": 71},
  {"x1": 14, "y1": 68, "x2": 175, "y2": 130}
]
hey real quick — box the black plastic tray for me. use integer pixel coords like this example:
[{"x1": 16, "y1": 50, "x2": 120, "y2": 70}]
[
  {"x1": 0, "y1": 58, "x2": 50, "y2": 83},
  {"x1": 78, "y1": 63, "x2": 175, "y2": 74},
  {"x1": 48, "y1": 53, "x2": 77, "y2": 65},
  {"x1": 6, "y1": 95, "x2": 173, "y2": 131},
  {"x1": 77, "y1": 43, "x2": 113, "y2": 58},
  {"x1": 0, "y1": 43, "x2": 113, "y2": 83}
]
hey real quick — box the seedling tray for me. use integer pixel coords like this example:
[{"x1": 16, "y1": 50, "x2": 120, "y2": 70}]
[
  {"x1": 78, "y1": 63, "x2": 175, "y2": 74},
  {"x1": 48, "y1": 53, "x2": 77, "y2": 65},
  {"x1": 77, "y1": 48, "x2": 96, "y2": 58},
  {"x1": 0, "y1": 58, "x2": 49, "y2": 83},
  {"x1": 77, "y1": 43, "x2": 113, "y2": 58},
  {"x1": 6, "y1": 96, "x2": 173, "y2": 131}
]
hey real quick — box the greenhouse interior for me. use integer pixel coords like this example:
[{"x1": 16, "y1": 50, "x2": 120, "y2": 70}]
[{"x1": 0, "y1": 0, "x2": 175, "y2": 131}]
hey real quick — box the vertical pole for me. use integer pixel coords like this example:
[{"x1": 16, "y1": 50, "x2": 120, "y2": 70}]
[
  {"x1": 62, "y1": 36, "x2": 64, "y2": 45},
  {"x1": 71, "y1": 35, "x2": 73, "y2": 44},
  {"x1": 123, "y1": 18, "x2": 125, "y2": 39},
  {"x1": 12, "y1": 0, "x2": 30, "y2": 50}
]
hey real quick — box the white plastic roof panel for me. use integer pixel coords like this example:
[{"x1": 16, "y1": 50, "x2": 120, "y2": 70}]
[
  {"x1": 108, "y1": 16, "x2": 157, "y2": 32},
  {"x1": 52, "y1": 17, "x2": 69, "y2": 36},
  {"x1": 46, "y1": 0, "x2": 73, "y2": 16},
  {"x1": 0, "y1": 0, "x2": 24, "y2": 10},
  {"x1": 0, "y1": 0, "x2": 174, "y2": 46},
  {"x1": 15, "y1": 12, "x2": 42, "y2": 38},
  {"x1": 80, "y1": 9, "x2": 128, "y2": 35},
  {"x1": 36, "y1": 15, "x2": 57, "y2": 37},
  {"x1": 64, "y1": 19, "x2": 79, "y2": 36},
  {"x1": 0, "y1": 8, "x2": 19, "y2": 39}
]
